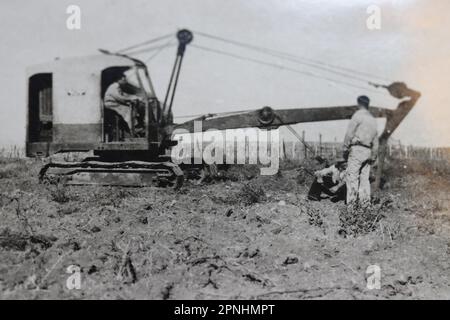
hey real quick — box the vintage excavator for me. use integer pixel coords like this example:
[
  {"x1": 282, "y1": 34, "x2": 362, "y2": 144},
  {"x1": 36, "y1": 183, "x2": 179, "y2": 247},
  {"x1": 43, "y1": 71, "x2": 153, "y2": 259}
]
[{"x1": 26, "y1": 29, "x2": 420, "y2": 188}]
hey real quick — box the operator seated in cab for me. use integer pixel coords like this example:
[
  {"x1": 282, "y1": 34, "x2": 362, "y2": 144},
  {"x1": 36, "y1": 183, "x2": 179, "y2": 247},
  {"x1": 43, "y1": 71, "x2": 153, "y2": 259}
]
[{"x1": 104, "y1": 73, "x2": 145, "y2": 138}]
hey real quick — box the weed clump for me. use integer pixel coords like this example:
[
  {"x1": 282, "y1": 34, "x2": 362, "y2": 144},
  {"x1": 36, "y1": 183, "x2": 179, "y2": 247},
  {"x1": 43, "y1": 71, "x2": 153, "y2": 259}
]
[
  {"x1": 50, "y1": 183, "x2": 71, "y2": 204},
  {"x1": 238, "y1": 182, "x2": 267, "y2": 206},
  {"x1": 305, "y1": 205, "x2": 325, "y2": 233},
  {"x1": 338, "y1": 199, "x2": 392, "y2": 236}
]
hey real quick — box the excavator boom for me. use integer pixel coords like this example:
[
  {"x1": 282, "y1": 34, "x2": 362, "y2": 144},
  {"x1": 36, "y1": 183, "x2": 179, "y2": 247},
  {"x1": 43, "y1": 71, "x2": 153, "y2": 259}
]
[{"x1": 175, "y1": 105, "x2": 393, "y2": 132}]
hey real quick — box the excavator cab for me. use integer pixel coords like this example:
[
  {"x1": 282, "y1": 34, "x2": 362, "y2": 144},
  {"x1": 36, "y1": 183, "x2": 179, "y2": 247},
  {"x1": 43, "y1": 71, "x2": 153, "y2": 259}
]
[{"x1": 26, "y1": 54, "x2": 167, "y2": 158}]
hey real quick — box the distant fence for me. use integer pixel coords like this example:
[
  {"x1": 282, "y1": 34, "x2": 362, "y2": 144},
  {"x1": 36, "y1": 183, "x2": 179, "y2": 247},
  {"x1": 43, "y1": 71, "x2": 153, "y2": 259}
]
[
  {"x1": 280, "y1": 141, "x2": 450, "y2": 162},
  {"x1": 1, "y1": 139, "x2": 449, "y2": 163},
  {"x1": 176, "y1": 139, "x2": 450, "y2": 163},
  {"x1": 279, "y1": 140, "x2": 340, "y2": 161},
  {"x1": 385, "y1": 144, "x2": 450, "y2": 161}
]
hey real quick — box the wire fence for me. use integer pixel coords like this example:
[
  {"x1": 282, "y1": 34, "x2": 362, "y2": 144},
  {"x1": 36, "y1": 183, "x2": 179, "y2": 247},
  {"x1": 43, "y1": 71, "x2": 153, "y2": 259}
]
[
  {"x1": 280, "y1": 136, "x2": 450, "y2": 162},
  {"x1": 1, "y1": 139, "x2": 449, "y2": 162},
  {"x1": 280, "y1": 141, "x2": 449, "y2": 161}
]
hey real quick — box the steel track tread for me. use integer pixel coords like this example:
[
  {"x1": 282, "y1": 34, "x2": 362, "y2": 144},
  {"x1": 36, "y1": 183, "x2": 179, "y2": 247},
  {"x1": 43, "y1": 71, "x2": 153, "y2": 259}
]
[{"x1": 39, "y1": 160, "x2": 184, "y2": 188}]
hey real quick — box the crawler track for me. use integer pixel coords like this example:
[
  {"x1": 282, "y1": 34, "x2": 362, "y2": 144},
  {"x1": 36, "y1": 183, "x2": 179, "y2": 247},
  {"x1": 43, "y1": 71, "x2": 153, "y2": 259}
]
[{"x1": 39, "y1": 160, "x2": 184, "y2": 188}]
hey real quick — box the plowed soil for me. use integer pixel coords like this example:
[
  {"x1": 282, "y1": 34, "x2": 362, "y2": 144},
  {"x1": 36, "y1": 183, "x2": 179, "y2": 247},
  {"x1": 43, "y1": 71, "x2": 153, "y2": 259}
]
[{"x1": 0, "y1": 157, "x2": 449, "y2": 299}]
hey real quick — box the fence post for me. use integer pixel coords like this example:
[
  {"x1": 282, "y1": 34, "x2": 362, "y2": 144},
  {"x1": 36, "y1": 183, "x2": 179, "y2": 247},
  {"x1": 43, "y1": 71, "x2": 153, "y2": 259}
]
[
  {"x1": 319, "y1": 133, "x2": 322, "y2": 157},
  {"x1": 333, "y1": 137, "x2": 337, "y2": 158},
  {"x1": 292, "y1": 141, "x2": 296, "y2": 160},
  {"x1": 302, "y1": 130, "x2": 307, "y2": 159}
]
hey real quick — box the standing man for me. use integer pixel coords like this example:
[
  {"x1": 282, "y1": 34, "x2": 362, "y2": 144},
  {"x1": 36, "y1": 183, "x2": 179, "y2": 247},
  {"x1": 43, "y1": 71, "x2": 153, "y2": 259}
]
[{"x1": 343, "y1": 95, "x2": 378, "y2": 209}]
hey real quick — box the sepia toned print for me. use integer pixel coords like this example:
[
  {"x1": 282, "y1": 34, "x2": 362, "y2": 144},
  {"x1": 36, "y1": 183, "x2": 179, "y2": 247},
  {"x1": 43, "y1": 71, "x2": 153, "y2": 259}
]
[{"x1": 0, "y1": 0, "x2": 449, "y2": 301}]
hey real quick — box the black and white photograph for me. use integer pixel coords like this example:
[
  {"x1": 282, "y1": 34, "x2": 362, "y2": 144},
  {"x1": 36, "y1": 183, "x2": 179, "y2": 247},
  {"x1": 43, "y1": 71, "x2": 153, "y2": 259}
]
[{"x1": 0, "y1": 0, "x2": 449, "y2": 303}]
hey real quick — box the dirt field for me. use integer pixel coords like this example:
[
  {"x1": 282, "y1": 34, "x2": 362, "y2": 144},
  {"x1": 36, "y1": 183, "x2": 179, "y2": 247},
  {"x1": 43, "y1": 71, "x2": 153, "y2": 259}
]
[{"x1": 0, "y1": 156, "x2": 449, "y2": 299}]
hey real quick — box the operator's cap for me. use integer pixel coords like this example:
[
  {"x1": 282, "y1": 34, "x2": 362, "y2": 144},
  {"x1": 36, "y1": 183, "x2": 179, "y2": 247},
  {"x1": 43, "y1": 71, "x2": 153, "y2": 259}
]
[
  {"x1": 357, "y1": 95, "x2": 370, "y2": 108},
  {"x1": 123, "y1": 68, "x2": 140, "y2": 88}
]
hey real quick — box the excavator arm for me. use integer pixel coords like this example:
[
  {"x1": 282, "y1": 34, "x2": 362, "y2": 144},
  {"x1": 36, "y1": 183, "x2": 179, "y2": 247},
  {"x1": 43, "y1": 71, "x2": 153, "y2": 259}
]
[
  {"x1": 375, "y1": 82, "x2": 421, "y2": 188},
  {"x1": 379, "y1": 82, "x2": 421, "y2": 141}
]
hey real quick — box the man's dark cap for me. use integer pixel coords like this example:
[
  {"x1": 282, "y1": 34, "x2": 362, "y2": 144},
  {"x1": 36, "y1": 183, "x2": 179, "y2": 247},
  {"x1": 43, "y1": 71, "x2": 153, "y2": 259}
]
[
  {"x1": 357, "y1": 95, "x2": 370, "y2": 108},
  {"x1": 335, "y1": 158, "x2": 347, "y2": 167}
]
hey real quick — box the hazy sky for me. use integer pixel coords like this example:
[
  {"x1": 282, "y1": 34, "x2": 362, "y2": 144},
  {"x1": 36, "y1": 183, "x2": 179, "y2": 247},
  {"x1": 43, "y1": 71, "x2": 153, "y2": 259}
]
[{"x1": 1, "y1": 0, "x2": 449, "y2": 147}]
